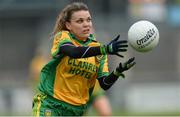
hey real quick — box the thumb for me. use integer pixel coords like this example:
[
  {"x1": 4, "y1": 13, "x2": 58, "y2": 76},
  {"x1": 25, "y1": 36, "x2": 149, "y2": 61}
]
[
  {"x1": 114, "y1": 35, "x2": 120, "y2": 41},
  {"x1": 109, "y1": 35, "x2": 120, "y2": 44}
]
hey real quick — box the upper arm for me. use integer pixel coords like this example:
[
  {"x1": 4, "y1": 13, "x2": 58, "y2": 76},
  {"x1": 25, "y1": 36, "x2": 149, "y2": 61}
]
[{"x1": 59, "y1": 43, "x2": 83, "y2": 58}]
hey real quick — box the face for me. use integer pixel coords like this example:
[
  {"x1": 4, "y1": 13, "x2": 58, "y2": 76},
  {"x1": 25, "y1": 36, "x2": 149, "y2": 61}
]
[{"x1": 66, "y1": 10, "x2": 92, "y2": 41}]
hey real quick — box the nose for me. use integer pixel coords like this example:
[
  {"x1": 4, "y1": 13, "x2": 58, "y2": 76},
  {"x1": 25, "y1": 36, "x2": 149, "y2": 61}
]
[{"x1": 83, "y1": 21, "x2": 90, "y2": 27}]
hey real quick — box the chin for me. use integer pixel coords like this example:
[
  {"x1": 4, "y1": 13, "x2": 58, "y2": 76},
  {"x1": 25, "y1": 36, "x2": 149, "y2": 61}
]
[
  {"x1": 84, "y1": 33, "x2": 90, "y2": 38},
  {"x1": 80, "y1": 34, "x2": 90, "y2": 39}
]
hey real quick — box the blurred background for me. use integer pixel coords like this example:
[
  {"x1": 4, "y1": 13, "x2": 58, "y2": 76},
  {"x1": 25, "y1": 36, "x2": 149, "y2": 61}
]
[{"x1": 0, "y1": 0, "x2": 180, "y2": 116}]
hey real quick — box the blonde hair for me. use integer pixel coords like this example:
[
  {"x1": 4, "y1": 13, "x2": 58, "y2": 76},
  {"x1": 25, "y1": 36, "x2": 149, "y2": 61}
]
[{"x1": 53, "y1": 2, "x2": 89, "y2": 35}]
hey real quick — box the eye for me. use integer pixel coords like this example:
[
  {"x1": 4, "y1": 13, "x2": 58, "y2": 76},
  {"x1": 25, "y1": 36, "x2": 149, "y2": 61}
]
[
  {"x1": 76, "y1": 19, "x2": 84, "y2": 24},
  {"x1": 87, "y1": 18, "x2": 92, "y2": 22}
]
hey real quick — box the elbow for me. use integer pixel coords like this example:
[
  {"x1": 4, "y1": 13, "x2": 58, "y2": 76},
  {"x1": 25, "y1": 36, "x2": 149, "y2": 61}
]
[
  {"x1": 102, "y1": 87, "x2": 109, "y2": 91},
  {"x1": 98, "y1": 77, "x2": 112, "y2": 90},
  {"x1": 100, "y1": 84, "x2": 111, "y2": 91}
]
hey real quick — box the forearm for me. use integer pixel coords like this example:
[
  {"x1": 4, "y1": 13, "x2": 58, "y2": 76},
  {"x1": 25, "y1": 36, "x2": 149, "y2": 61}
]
[
  {"x1": 98, "y1": 72, "x2": 124, "y2": 90},
  {"x1": 59, "y1": 43, "x2": 106, "y2": 58},
  {"x1": 98, "y1": 57, "x2": 136, "y2": 90}
]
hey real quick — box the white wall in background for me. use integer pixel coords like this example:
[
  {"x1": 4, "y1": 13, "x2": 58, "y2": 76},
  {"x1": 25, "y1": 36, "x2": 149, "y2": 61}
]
[{"x1": 125, "y1": 83, "x2": 180, "y2": 112}]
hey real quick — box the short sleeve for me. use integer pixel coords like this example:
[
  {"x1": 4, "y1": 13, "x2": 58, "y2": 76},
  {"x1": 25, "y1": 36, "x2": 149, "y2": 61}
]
[{"x1": 51, "y1": 31, "x2": 72, "y2": 57}]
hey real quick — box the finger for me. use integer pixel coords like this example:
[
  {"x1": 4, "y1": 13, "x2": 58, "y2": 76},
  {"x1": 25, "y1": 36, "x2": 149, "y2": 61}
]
[
  {"x1": 109, "y1": 35, "x2": 120, "y2": 44},
  {"x1": 117, "y1": 48, "x2": 127, "y2": 52},
  {"x1": 116, "y1": 40, "x2": 128, "y2": 44},
  {"x1": 127, "y1": 57, "x2": 135, "y2": 63},
  {"x1": 117, "y1": 44, "x2": 128, "y2": 48},
  {"x1": 113, "y1": 35, "x2": 120, "y2": 42},
  {"x1": 115, "y1": 53, "x2": 124, "y2": 58},
  {"x1": 128, "y1": 62, "x2": 136, "y2": 69},
  {"x1": 125, "y1": 57, "x2": 135, "y2": 66}
]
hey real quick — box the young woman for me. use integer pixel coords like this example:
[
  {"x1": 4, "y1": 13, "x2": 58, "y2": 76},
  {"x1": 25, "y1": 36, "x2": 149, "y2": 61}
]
[{"x1": 32, "y1": 2, "x2": 135, "y2": 116}]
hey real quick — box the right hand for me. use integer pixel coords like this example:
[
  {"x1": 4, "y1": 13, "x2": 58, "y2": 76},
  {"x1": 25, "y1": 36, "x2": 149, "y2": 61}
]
[{"x1": 106, "y1": 35, "x2": 128, "y2": 57}]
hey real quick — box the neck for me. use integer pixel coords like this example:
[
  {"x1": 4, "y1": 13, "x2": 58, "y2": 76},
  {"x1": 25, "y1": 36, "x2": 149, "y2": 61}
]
[
  {"x1": 70, "y1": 33, "x2": 88, "y2": 42},
  {"x1": 78, "y1": 37, "x2": 87, "y2": 42}
]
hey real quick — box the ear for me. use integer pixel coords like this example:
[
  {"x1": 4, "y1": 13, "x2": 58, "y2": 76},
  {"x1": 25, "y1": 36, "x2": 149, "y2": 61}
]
[{"x1": 65, "y1": 22, "x2": 71, "y2": 30}]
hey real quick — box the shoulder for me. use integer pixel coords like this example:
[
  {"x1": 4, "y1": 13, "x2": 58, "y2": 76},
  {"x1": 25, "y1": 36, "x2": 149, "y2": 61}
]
[
  {"x1": 53, "y1": 31, "x2": 72, "y2": 44},
  {"x1": 54, "y1": 31, "x2": 71, "y2": 40}
]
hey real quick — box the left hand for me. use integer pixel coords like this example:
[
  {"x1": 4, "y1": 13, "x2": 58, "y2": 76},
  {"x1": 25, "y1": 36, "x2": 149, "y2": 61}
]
[{"x1": 114, "y1": 57, "x2": 136, "y2": 76}]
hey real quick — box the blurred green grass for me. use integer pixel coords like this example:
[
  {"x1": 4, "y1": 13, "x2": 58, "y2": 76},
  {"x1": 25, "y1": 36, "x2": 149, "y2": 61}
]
[
  {"x1": 1, "y1": 109, "x2": 180, "y2": 116},
  {"x1": 113, "y1": 111, "x2": 180, "y2": 116},
  {"x1": 87, "y1": 108, "x2": 180, "y2": 116}
]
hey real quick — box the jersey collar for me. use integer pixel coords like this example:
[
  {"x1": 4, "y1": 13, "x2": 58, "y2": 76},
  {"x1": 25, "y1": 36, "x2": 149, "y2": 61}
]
[{"x1": 69, "y1": 33, "x2": 96, "y2": 45}]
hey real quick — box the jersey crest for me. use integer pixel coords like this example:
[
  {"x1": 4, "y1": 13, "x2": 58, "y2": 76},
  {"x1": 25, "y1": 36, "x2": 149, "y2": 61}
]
[{"x1": 95, "y1": 55, "x2": 104, "y2": 64}]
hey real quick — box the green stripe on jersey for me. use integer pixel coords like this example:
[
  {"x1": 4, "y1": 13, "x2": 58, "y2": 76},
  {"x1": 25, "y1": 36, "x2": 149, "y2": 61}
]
[{"x1": 38, "y1": 56, "x2": 63, "y2": 96}]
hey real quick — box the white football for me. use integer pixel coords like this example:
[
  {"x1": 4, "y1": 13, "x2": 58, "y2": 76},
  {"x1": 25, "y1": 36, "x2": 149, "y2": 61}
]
[{"x1": 128, "y1": 20, "x2": 159, "y2": 52}]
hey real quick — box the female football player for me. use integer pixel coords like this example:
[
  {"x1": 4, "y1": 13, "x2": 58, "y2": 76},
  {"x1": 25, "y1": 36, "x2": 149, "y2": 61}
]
[{"x1": 32, "y1": 2, "x2": 135, "y2": 116}]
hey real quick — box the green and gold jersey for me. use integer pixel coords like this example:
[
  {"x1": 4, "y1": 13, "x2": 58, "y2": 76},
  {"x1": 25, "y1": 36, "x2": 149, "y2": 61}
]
[{"x1": 38, "y1": 31, "x2": 109, "y2": 106}]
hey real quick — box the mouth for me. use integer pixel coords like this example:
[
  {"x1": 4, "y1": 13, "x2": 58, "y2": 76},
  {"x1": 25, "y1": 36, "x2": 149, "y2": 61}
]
[{"x1": 82, "y1": 29, "x2": 90, "y2": 34}]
